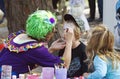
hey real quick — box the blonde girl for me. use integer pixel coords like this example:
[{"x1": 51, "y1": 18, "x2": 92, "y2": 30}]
[{"x1": 83, "y1": 25, "x2": 120, "y2": 79}]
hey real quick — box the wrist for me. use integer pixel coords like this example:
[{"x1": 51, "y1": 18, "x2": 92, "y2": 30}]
[
  {"x1": 48, "y1": 47, "x2": 54, "y2": 53},
  {"x1": 66, "y1": 42, "x2": 72, "y2": 46}
]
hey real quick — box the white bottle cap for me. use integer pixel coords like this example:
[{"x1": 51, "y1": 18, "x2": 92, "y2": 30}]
[
  {"x1": 19, "y1": 74, "x2": 25, "y2": 79},
  {"x1": 12, "y1": 75, "x2": 17, "y2": 79}
]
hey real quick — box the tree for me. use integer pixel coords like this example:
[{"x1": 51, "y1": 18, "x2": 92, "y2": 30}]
[{"x1": 4, "y1": 0, "x2": 54, "y2": 33}]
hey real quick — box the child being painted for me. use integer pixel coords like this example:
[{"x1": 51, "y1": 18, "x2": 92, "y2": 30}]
[
  {"x1": 59, "y1": 13, "x2": 88, "y2": 78},
  {"x1": 0, "y1": 10, "x2": 74, "y2": 77},
  {"x1": 83, "y1": 25, "x2": 120, "y2": 79}
]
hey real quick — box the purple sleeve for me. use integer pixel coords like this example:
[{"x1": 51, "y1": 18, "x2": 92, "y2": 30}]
[{"x1": 26, "y1": 46, "x2": 62, "y2": 67}]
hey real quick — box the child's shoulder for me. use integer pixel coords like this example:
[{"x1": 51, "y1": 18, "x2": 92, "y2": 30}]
[
  {"x1": 77, "y1": 41, "x2": 86, "y2": 52},
  {"x1": 94, "y1": 55, "x2": 106, "y2": 64}
]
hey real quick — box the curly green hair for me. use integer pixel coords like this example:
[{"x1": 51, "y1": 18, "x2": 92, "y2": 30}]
[{"x1": 26, "y1": 10, "x2": 57, "y2": 40}]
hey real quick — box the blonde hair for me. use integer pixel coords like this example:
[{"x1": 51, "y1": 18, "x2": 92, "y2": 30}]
[
  {"x1": 87, "y1": 25, "x2": 120, "y2": 69},
  {"x1": 74, "y1": 26, "x2": 81, "y2": 40}
]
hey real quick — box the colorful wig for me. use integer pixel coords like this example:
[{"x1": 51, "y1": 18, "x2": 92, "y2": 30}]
[{"x1": 26, "y1": 10, "x2": 57, "y2": 40}]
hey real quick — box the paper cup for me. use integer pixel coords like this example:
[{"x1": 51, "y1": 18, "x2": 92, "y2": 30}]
[{"x1": 42, "y1": 67, "x2": 54, "y2": 79}]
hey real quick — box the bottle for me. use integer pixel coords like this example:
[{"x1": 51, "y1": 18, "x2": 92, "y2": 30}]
[
  {"x1": 19, "y1": 74, "x2": 25, "y2": 79},
  {"x1": 79, "y1": 76, "x2": 84, "y2": 79},
  {"x1": 1, "y1": 65, "x2": 12, "y2": 79},
  {"x1": 12, "y1": 75, "x2": 17, "y2": 79},
  {"x1": 74, "y1": 77, "x2": 79, "y2": 79}
]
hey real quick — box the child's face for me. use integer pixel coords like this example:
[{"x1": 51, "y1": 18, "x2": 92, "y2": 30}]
[
  {"x1": 63, "y1": 22, "x2": 76, "y2": 41},
  {"x1": 63, "y1": 22, "x2": 75, "y2": 30}
]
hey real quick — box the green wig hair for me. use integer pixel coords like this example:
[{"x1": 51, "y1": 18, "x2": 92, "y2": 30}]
[{"x1": 26, "y1": 10, "x2": 57, "y2": 40}]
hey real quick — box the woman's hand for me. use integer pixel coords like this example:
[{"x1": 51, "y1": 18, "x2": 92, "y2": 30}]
[{"x1": 48, "y1": 39, "x2": 66, "y2": 53}]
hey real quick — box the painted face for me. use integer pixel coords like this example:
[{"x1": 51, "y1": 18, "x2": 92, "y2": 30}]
[
  {"x1": 63, "y1": 22, "x2": 75, "y2": 30},
  {"x1": 63, "y1": 22, "x2": 75, "y2": 38},
  {"x1": 63, "y1": 22, "x2": 76, "y2": 42}
]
